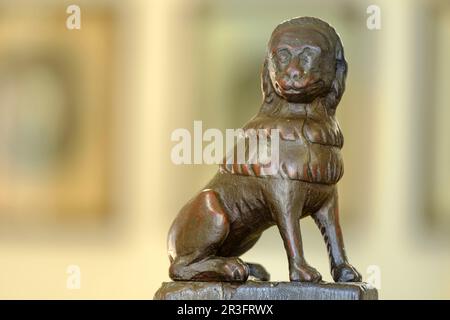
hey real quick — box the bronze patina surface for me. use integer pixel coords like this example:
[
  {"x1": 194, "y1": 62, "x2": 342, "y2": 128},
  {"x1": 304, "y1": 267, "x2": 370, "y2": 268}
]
[{"x1": 167, "y1": 17, "x2": 362, "y2": 285}]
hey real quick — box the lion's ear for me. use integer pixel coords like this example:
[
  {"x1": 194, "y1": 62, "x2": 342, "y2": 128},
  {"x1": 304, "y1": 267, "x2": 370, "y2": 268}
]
[
  {"x1": 326, "y1": 38, "x2": 347, "y2": 110},
  {"x1": 261, "y1": 57, "x2": 276, "y2": 104}
]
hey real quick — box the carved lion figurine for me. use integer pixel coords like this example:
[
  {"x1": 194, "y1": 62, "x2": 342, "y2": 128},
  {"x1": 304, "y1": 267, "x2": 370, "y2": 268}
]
[{"x1": 167, "y1": 17, "x2": 362, "y2": 283}]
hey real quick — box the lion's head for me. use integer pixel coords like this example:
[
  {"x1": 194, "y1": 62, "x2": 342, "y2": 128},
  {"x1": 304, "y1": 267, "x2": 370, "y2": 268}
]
[{"x1": 261, "y1": 17, "x2": 347, "y2": 110}]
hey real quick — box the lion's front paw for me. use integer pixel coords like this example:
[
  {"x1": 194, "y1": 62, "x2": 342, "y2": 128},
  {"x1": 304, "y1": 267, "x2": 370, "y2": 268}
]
[
  {"x1": 290, "y1": 263, "x2": 322, "y2": 283},
  {"x1": 332, "y1": 263, "x2": 362, "y2": 282}
]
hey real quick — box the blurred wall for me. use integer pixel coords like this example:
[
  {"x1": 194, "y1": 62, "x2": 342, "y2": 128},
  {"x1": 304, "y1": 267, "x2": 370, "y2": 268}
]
[{"x1": 0, "y1": 0, "x2": 449, "y2": 299}]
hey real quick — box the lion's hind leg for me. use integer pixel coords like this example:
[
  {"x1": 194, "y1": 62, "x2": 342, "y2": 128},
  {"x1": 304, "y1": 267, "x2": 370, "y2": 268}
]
[
  {"x1": 168, "y1": 189, "x2": 249, "y2": 282},
  {"x1": 170, "y1": 255, "x2": 249, "y2": 282},
  {"x1": 247, "y1": 262, "x2": 270, "y2": 281}
]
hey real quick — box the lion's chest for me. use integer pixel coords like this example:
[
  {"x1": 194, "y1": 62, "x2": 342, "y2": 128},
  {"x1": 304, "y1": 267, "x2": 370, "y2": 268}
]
[
  {"x1": 302, "y1": 116, "x2": 344, "y2": 147},
  {"x1": 220, "y1": 111, "x2": 344, "y2": 184}
]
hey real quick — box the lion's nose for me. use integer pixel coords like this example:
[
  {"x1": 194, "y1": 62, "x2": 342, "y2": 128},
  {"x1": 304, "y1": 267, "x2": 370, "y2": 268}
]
[
  {"x1": 280, "y1": 68, "x2": 307, "y2": 90},
  {"x1": 286, "y1": 67, "x2": 301, "y2": 81}
]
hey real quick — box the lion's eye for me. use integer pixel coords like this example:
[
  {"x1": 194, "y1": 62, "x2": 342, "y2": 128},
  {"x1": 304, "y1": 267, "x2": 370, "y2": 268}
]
[
  {"x1": 300, "y1": 54, "x2": 310, "y2": 67},
  {"x1": 300, "y1": 47, "x2": 320, "y2": 68},
  {"x1": 277, "y1": 49, "x2": 291, "y2": 64}
]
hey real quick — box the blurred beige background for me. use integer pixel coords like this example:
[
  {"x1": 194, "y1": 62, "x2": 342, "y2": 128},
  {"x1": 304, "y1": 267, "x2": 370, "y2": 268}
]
[{"x1": 0, "y1": 0, "x2": 449, "y2": 299}]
